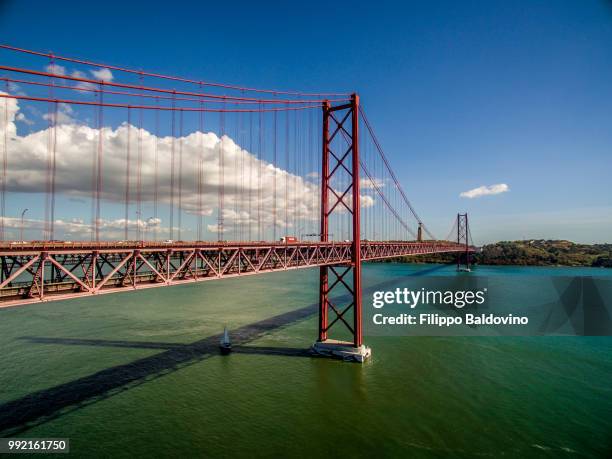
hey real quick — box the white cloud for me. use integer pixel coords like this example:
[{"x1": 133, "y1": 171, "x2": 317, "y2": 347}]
[
  {"x1": 0, "y1": 215, "x2": 162, "y2": 239},
  {"x1": 71, "y1": 70, "x2": 97, "y2": 92},
  {"x1": 7, "y1": 82, "x2": 26, "y2": 97},
  {"x1": 359, "y1": 177, "x2": 385, "y2": 189},
  {"x1": 42, "y1": 63, "x2": 110, "y2": 88},
  {"x1": 15, "y1": 113, "x2": 34, "y2": 126},
  {"x1": 207, "y1": 223, "x2": 229, "y2": 234},
  {"x1": 42, "y1": 103, "x2": 75, "y2": 125},
  {"x1": 360, "y1": 194, "x2": 375, "y2": 207},
  {"x1": 460, "y1": 183, "x2": 509, "y2": 199},
  {"x1": 90, "y1": 68, "x2": 114, "y2": 82},
  {"x1": 45, "y1": 64, "x2": 66, "y2": 76},
  {"x1": 0, "y1": 93, "x2": 376, "y2": 239}
]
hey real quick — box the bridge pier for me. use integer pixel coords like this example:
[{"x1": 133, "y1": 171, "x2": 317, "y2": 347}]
[{"x1": 311, "y1": 339, "x2": 371, "y2": 363}]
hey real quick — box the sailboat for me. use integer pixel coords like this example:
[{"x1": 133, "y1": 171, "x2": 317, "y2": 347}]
[{"x1": 220, "y1": 326, "x2": 232, "y2": 354}]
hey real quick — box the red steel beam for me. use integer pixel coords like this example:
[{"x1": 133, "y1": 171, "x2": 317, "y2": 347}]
[
  {"x1": 0, "y1": 241, "x2": 473, "y2": 308},
  {"x1": 351, "y1": 94, "x2": 362, "y2": 348},
  {"x1": 319, "y1": 101, "x2": 330, "y2": 342}
]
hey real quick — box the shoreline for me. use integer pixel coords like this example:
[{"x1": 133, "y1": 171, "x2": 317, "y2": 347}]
[
  {"x1": 376, "y1": 240, "x2": 612, "y2": 269},
  {"x1": 372, "y1": 260, "x2": 612, "y2": 269}
]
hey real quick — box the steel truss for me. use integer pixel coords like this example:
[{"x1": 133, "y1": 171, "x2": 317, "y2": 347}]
[{"x1": 0, "y1": 241, "x2": 470, "y2": 307}]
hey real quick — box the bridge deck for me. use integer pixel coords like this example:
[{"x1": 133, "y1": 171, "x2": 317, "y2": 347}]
[{"x1": 0, "y1": 240, "x2": 473, "y2": 307}]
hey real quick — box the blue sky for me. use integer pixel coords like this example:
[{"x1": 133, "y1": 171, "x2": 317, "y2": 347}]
[{"x1": 1, "y1": 0, "x2": 611, "y2": 243}]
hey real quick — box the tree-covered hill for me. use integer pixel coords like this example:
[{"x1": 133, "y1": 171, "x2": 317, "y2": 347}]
[
  {"x1": 477, "y1": 240, "x2": 612, "y2": 267},
  {"x1": 387, "y1": 240, "x2": 612, "y2": 267}
]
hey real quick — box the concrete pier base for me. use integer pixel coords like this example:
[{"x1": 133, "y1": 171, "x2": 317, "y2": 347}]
[{"x1": 311, "y1": 339, "x2": 372, "y2": 363}]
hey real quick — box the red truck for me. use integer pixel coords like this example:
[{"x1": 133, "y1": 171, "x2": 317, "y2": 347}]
[{"x1": 280, "y1": 236, "x2": 298, "y2": 243}]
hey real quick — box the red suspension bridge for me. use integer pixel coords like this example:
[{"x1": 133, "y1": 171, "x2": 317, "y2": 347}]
[{"x1": 0, "y1": 45, "x2": 475, "y2": 360}]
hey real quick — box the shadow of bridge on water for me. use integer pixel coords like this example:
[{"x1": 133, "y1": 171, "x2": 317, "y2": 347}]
[
  {"x1": 1, "y1": 304, "x2": 317, "y2": 436},
  {"x1": 0, "y1": 263, "x2": 447, "y2": 435}
]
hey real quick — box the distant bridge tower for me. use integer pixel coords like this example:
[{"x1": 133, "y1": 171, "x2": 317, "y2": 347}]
[
  {"x1": 417, "y1": 223, "x2": 424, "y2": 242},
  {"x1": 456, "y1": 213, "x2": 471, "y2": 270}
]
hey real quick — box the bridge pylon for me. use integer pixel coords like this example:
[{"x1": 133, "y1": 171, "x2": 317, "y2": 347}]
[
  {"x1": 311, "y1": 93, "x2": 371, "y2": 363},
  {"x1": 456, "y1": 213, "x2": 471, "y2": 271}
]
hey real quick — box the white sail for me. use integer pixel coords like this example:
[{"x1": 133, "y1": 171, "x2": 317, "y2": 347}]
[{"x1": 221, "y1": 327, "x2": 231, "y2": 346}]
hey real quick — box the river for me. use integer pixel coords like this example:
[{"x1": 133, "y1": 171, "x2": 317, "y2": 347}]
[{"x1": 0, "y1": 263, "x2": 610, "y2": 457}]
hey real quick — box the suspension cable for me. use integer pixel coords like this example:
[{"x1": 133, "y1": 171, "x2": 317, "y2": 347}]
[{"x1": 0, "y1": 44, "x2": 350, "y2": 97}]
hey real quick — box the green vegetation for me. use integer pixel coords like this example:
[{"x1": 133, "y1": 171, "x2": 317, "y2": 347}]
[
  {"x1": 390, "y1": 240, "x2": 612, "y2": 268},
  {"x1": 476, "y1": 240, "x2": 612, "y2": 267}
]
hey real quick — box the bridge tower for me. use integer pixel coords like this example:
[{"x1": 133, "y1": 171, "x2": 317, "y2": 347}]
[
  {"x1": 456, "y1": 213, "x2": 471, "y2": 271},
  {"x1": 312, "y1": 93, "x2": 371, "y2": 362}
]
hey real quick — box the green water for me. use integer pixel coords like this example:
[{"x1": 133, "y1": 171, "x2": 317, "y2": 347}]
[{"x1": 0, "y1": 263, "x2": 611, "y2": 458}]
